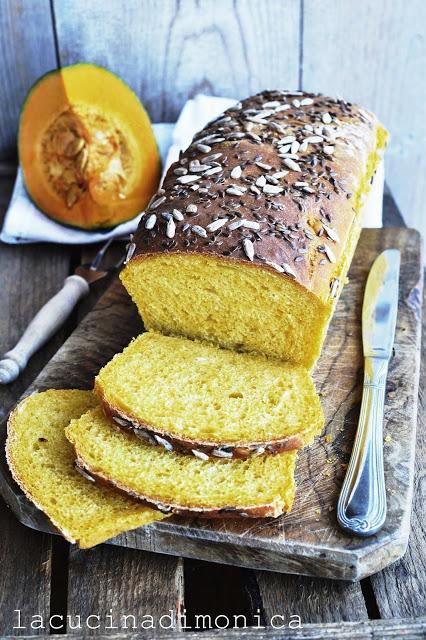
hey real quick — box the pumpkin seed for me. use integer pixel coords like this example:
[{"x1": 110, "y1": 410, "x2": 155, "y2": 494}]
[{"x1": 66, "y1": 184, "x2": 80, "y2": 208}]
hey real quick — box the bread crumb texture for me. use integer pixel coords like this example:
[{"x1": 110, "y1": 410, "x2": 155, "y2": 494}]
[
  {"x1": 6, "y1": 390, "x2": 167, "y2": 548},
  {"x1": 66, "y1": 406, "x2": 297, "y2": 515},
  {"x1": 95, "y1": 332, "x2": 324, "y2": 446},
  {"x1": 121, "y1": 253, "x2": 330, "y2": 368}
]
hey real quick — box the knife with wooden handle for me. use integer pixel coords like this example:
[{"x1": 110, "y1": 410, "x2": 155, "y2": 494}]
[{"x1": 337, "y1": 248, "x2": 400, "y2": 537}]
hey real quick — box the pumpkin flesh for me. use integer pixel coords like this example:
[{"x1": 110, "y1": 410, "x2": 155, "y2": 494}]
[{"x1": 19, "y1": 64, "x2": 160, "y2": 229}]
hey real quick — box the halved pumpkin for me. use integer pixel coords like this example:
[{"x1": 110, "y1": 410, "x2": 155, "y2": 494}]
[{"x1": 19, "y1": 63, "x2": 161, "y2": 229}]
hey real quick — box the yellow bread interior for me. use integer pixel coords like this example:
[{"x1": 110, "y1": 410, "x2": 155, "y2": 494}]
[
  {"x1": 6, "y1": 390, "x2": 167, "y2": 548},
  {"x1": 121, "y1": 131, "x2": 387, "y2": 369},
  {"x1": 122, "y1": 253, "x2": 329, "y2": 369},
  {"x1": 95, "y1": 332, "x2": 324, "y2": 447},
  {"x1": 66, "y1": 406, "x2": 297, "y2": 515}
]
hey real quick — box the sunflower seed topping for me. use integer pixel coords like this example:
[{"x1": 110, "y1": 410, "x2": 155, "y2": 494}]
[
  {"x1": 282, "y1": 263, "x2": 297, "y2": 278},
  {"x1": 75, "y1": 465, "x2": 95, "y2": 482},
  {"x1": 203, "y1": 166, "x2": 223, "y2": 176},
  {"x1": 230, "y1": 165, "x2": 242, "y2": 179},
  {"x1": 124, "y1": 241, "x2": 136, "y2": 263},
  {"x1": 283, "y1": 158, "x2": 302, "y2": 172},
  {"x1": 135, "y1": 91, "x2": 371, "y2": 280},
  {"x1": 228, "y1": 220, "x2": 244, "y2": 231},
  {"x1": 113, "y1": 416, "x2": 129, "y2": 427},
  {"x1": 290, "y1": 141, "x2": 300, "y2": 155},
  {"x1": 192, "y1": 225, "x2": 207, "y2": 237},
  {"x1": 212, "y1": 448, "x2": 233, "y2": 458},
  {"x1": 202, "y1": 152, "x2": 222, "y2": 163},
  {"x1": 166, "y1": 217, "x2": 176, "y2": 238},
  {"x1": 189, "y1": 162, "x2": 212, "y2": 173},
  {"x1": 206, "y1": 218, "x2": 228, "y2": 232},
  {"x1": 323, "y1": 224, "x2": 340, "y2": 242},
  {"x1": 273, "y1": 170, "x2": 289, "y2": 179},
  {"x1": 172, "y1": 208, "x2": 184, "y2": 221},
  {"x1": 263, "y1": 184, "x2": 283, "y2": 195},
  {"x1": 192, "y1": 449, "x2": 209, "y2": 461},
  {"x1": 154, "y1": 434, "x2": 174, "y2": 451},
  {"x1": 242, "y1": 238, "x2": 255, "y2": 261},
  {"x1": 304, "y1": 135, "x2": 323, "y2": 143},
  {"x1": 176, "y1": 174, "x2": 201, "y2": 184},
  {"x1": 241, "y1": 220, "x2": 261, "y2": 230},
  {"x1": 279, "y1": 135, "x2": 297, "y2": 145},
  {"x1": 151, "y1": 195, "x2": 166, "y2": 209},
  {"x1": 133, "y1": 429, "x2": 157, "y2": 445},
  {"x1": 226, "y1": 186, "x2": 246, "y2": 197},
  {"x1": 265, "y1": 260, "x2": 284, "y2": 272},
  {"x1": 324, "y1": 244, "x2": 336, "y2": 263},
  {"x1": 173, "y1": 167, "x2": 188, "y2": 176},
  {"x1": 255, "y1": 161, "x2": 272, "y2": 171},
  {"x1": 196, "y1": 143, "x2": 212, "y2": 153},
  {"x1": 330, "y1": 277, "x2": 340, "y2": 298},
  {"x1": 145, "y1": 214, "x2": 157, "y2": 229}
]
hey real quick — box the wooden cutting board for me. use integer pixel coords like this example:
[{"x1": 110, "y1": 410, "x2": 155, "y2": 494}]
[{"x1": 0, "y1": 228, "x2": 422, "y2": 581}]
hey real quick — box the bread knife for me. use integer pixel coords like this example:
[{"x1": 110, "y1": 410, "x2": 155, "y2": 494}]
[{"x1": 337, "y1": 248, "x2": 400, "y2": 537}]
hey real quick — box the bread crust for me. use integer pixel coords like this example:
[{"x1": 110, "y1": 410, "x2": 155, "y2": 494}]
[
  {"x1": 73, "y1": 459, "x2": 291, "y2": 519},
  {"x1": 97, "y1": 385, "x2": 307, "y2": 460},
  {"x1": 124, "y1": 90, "x2": 387, "y2": 305},
  {"x1": 6, "y1": 394, "x2": 79, "y2": 544}
]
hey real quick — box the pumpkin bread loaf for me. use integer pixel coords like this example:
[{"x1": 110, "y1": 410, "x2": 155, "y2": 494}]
[
  {"x1": 95, "y1": 332, "x2": 324, "y2": 459},
  {"x1": 6, "y1": 390, "x2": 168, "y2": 548},
  {"x1": 66, "y1": 405, "x2": 297, "y2": 518},
  {"x1": 121, "y1": 90, "x2": 387, "y2": 368}
]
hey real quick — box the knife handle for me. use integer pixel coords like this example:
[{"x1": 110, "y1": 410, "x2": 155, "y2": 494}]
[
  {"x1": 337, "y1": 356, "x2": 388, "y2": 537},
  {"x1": 0, "y1": 275, "x2": 89, "y2": 385}
]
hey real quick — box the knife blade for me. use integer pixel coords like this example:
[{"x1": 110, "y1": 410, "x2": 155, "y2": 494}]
[
  {"x1": 362, "y1": 249, "x2": 401, "y2": 359},
  {"x1": 337, "y1": 249, "x2": 400, "y2": 537}
]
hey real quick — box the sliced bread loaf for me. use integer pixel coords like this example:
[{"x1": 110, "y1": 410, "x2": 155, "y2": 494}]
[
  {"x1": 6, "y1": 390, "x2": 168, "y2": 548},
  {"x1": 66, "y1": 406, "x2": 297, "y2": 518},
  {"x1": 95, "y1": 332, "x2": 324, "y2": 459},
  {"x1": 121, "y1": 91, "x2": 387, "y2": 369}
]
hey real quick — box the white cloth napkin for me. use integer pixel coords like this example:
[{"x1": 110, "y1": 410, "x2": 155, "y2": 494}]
[
  {"x1": 0, "y1": 95, "x2": 382, "y2": 245},
  {"x1": 0, "y1": 96, "x2": 236, "y2": 245}
]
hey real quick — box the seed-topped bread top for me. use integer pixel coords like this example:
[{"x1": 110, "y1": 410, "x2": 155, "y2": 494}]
[{"x1": 127, "y1": 90, "x2": 387, "y2": 303}]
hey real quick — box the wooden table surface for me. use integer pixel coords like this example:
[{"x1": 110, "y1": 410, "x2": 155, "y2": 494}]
[{"x1": 0, "y1": 164, "x2": 425, "y2": 638}]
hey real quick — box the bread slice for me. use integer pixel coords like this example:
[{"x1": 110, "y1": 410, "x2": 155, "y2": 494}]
[
  {"x1": 6, "y1": 390, "x2": 168, "y2": 548},
  {"x1": 66, "y1": 406, "x2": 297, "y2": 518},
  {"x1": 95, "y1": 332, "x2": 324, "y2": 459}
]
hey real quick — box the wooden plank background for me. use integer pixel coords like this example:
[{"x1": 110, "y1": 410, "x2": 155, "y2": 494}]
[{"x1": 0, "y1": 0, "x2": 425, "y2": 236}]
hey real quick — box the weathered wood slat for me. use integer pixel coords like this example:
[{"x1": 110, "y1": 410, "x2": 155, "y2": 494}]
[
  {"x1": 302, "y1": 0, "x2": 426, "y2": 248},
  {"x1": 67, "y1": 546, "x2": 184, "y2": 634},
  {"x1": 52, "y1": 0, "x2": 300, "y2": 121},
  {"x1": 0, "y1": 504, "x2": 52, "y2": 636},
  {"x1": 0, "y1": 0, "x2": 57, "y2": 159},
  {"x1": 0, "y1": 171, "x2": 73, "y2": 635},
  {"x1": 368, "y1": 283, "x2": 426, "y2": 617},
  {"x1": 256, "y1": 572, "x2": 368, "y2": 623},
  {"x1": 5, "y1": 617, "x2": 426, "y2": 638}
]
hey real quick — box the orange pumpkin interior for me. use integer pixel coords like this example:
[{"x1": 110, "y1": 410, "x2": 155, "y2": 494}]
[{"x1": 19, "y1": 63, "x2": 161, "y2": 229}]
